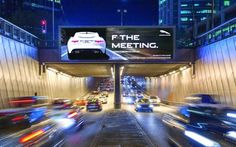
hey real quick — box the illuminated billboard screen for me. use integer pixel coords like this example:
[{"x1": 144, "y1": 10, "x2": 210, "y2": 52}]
[{"x1": 60, "y1": 27, "x2": 174, "y2": 61}]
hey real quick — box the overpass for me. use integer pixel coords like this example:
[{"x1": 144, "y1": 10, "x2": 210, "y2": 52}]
[{"x1": 0, "y1": 16, "x2": 236, "y2": 108}]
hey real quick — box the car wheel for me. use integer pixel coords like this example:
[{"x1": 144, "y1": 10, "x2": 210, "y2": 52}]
[{"x1": 68, "y1": 53, "x2": 76, "y2": 59}]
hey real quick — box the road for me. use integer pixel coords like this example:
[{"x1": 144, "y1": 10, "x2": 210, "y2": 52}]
[
  {"x1": 63, "y1": 93, "x2": 176, "y2": 147},
  {"x1": 0, "y1": 92, "x2": 176, "y2": 147}
]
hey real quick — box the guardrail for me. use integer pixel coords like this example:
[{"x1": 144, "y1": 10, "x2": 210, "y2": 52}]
[
  {"x1": 196, "y1": 17, "x2": 236, "y2": 47},
  {"x1": 0, "y1": 17, "x2": 39, "y2": 47}
]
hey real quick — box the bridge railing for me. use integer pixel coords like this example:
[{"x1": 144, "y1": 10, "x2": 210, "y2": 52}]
[
  {"x1": 196, "y1": 17, "x2": 236, "y2": 47},
  {"x1": 0, "y1": 17, "x2": 39, "y2": 47}
]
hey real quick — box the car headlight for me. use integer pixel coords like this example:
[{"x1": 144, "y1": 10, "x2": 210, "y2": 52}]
[
  {"x1": 184, "y1": 130, "x2": 220, "y2": 147},
  {"x1": 54, "y1": 118, "x2": 76, "y2": 129},
  {"x1": 149, "y1": 105, "x2": 154, "y2": 108},
  {"x1": 226, "y1": 131, "x2": 236, "y2": 141},
  {"x1": 227, "y1": 113, "x2": 236, "y2": 118},
  {"x1": 137, "y1": 105, "x2": 141, "y2": 108}
]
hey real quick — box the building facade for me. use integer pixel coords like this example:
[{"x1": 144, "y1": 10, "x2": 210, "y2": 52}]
[
  {"x1": 0, "y1": 0, "x2": 63, "y2": 40},
  {"x1": 159, "y1": 0, "x2": 236, "y2": 29}
]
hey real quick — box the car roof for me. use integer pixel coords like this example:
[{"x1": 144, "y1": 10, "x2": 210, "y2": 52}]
[{"x1": 74, "y1": 32, "x2": 99, "y2": 38}]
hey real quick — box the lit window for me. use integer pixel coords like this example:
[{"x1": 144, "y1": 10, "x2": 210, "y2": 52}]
[
  {"x1": 194, "y1": 3, "x2": 199, "y2": 7},
  {"x1": 181, "y1": 4, "x2": 188, "y2": 7},
  {"x1": 181, "y1": 17, "x2": 188, "y2": 21},
  {"x1": 224, "y1": 0, "x2": 230, "y2": 6},
  {"x1": 181, "y1": 10, "x2": 191, "y2": 14}
]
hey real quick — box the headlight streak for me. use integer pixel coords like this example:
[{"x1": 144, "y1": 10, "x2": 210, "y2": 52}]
[{"x1": 184, "y1": 130, "x2": 221, "y2": 147}]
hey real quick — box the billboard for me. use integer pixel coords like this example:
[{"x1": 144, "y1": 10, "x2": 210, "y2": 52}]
[{"x1": 60, "y1": 27, "x2": 174, "y2": 61}]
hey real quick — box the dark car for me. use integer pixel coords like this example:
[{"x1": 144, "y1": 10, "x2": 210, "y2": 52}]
[
  {"x1": 162, "y1": 104, "x2": 236, "y2": 147},
  {"x1": 135, "y1": 98, "x2": 153, "y2": 112},
  {"x1": 0, "y1": 96, "x2": 49, "y2": 130},
  {"x1": 185, "y1": 94, "x2": 219, "y2": 104},
  {"x1": 86, "y1": 98, "x2": 102, "y2": 112},
  {"x1": 52, "y1": 98, "x2": 72, "y2": 109}
]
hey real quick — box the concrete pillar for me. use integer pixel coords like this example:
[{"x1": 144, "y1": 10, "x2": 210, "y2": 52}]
[{"x1": 114, "y1": 64, "x2": 121, "y2": 109}]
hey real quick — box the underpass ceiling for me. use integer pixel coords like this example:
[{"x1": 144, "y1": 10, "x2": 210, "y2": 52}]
[{"x1": 46, "y1": 62, "x2": 188, "y2": 77}]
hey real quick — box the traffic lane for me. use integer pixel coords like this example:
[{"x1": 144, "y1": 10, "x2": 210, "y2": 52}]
[
  {"x1": 64, "y1": 94, "x2": 114, "y2": 147},
  {"x1": 123, "y1": 104, "x2": 176, "y2": 147},
  {"x1": 64, "y1": 110, "x2": 105, "y2": 147}
]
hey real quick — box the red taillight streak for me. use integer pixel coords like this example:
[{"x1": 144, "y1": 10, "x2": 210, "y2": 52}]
[
  {"x1": 95, "y1": 40, "x2": 104, "y2": 43},
  {"x1": 10, "y1": 100, "x2": 35, "y2": 103},
  {"x1": 68, "y1": 112, "x2": 77, "y2": 118},
  {"x1": 72, "y1": 40, "x2": 79, "y2": 43},
  {"x1": 19, "y1": 130, "x2": 44, "y2": 143},
  {"x1": 11, "y1": 116, "x2": 25, "y2": 122}
]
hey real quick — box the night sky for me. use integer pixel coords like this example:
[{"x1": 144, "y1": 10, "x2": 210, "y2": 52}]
[{"x1": 61, "y1": 0, "x2": 158, "y2": 26}]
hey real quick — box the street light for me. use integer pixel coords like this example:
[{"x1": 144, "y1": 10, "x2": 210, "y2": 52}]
[
  {"x1": 52, "y1": 0, "x2": 55, "y2": 45},
  {"x1": 117, "y1": 9, "x2": 127, "y2": 26}
]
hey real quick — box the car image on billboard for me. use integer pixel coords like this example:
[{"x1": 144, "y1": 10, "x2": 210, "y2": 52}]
[{"x1": 60, "y1": 27, "x2": 174, "y2": 61}]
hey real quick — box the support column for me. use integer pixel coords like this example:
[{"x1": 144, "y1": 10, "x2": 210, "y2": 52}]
[{"x1": 114, "y1": 64, "x2": 121, "y2": 109}]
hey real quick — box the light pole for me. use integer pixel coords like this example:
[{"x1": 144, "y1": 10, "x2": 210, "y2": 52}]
[
  {"x1": 117, "y1": 9, "x2": 127, "y2": 26},
  {"x1": 52, "y1": 0, "x2": 55, "y2": 45}
]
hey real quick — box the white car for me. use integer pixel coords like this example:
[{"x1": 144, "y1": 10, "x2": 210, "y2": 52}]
[
  {"x1": 67, "y1": 32, "x2": 106, "y2": 59},
  {"x1": 99, "y1": 96, "x2": 107, "y2": 104},
  {"x1": 149, "y1": 96, "x2": 161, "y2": 106}
]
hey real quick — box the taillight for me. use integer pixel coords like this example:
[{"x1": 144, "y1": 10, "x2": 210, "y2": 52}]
[
  {"x1": 95, "y1": 40, "x2": 104, "y2": 43},
  {"x1": 11, "y1": 116, "x2": 25, "y2": 122},
  {"x1": 19, "y1": 130, "x2": 44, "y2": 143},
  {"x1": 72, "y1": 40, "x2": 79, "y2": 43},
  {"x1": 68, "y1": 112, "x2": 77, "y2": 118}
]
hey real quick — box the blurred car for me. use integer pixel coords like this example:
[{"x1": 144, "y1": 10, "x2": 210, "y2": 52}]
[
  {"x1": 73, "y1": 98, "x2": 87, "y2": 107},
  {"x1": 92, "y1": 90, "x2": 100, "y2": 95},
  {"x1": 185, "y1": 94, "x2": 219, "y2": 104},
  {"x1": 0, "y1": 120, "x2": 65, "y2": 147},
  {"x1": 0, "y1": 108, "x2": 85, "y2": 146},
  {"x1": 52, "y1": 98, "x2": 72, "y2": 109},
  {"x1": 162, "y1": 104, "x2": 236, "y2": 147},
  {"x1": 136, "y1": 93, "x2": 144, "y2": 99},
  {"x1": 99, "y1": 96, "x2": 107, "y2": 104},
  {"x1": 0, "y1": 96, "x2": 49, "y2": 127},
  {"x1": 101, "y1": 91, "x2": 109, "y2": 97},
  {"x1": 149, "y1": 96, "x2": 161, "y2": 106},
  {"x1": 67, "y1": 32, "x2": 106, "y2": 59},
  {"x1": 135, "y1": 98, "x2": 153, "y2": 112},
  {"x1": 86, "y1": 98, "x2": 102, "y2": 112},
  {"x1": 123, "y1": 96, "x2": 136, "y2": 104}
]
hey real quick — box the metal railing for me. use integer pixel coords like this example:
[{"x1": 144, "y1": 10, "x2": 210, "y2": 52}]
[
  {"x1": 0, "y1": 17, "x2": 39, "y2": 47},
  {"x1": 196, "y1": 17, "x2": 236, "y2": 47}
]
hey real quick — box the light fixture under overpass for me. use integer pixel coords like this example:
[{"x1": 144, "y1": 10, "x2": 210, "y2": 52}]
[
  {"x1": 47, "y1": 67, "x2": 59, "y2": 73},
  {"x1": 120, "y1": 66, "x2": 124, "y2": 76}
]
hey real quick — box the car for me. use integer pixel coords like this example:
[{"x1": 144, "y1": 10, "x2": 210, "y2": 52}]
[
  {"x1": 52, "y1": 98, "x2": 72, "y2": 109},
  {"x1": 73, "y1": 98, "x2": 87, "y2": 107},
  {"x1": 162, "y1": 104, "x2": 236, "y2": 147},
  {"x1": 67, "y1": 32, "x2": 106, "y2": 59},
  {"x1": 5, "y1": 96, "x2": 48, "y2": 125},
  {"x1": 149, "y1": 96, "x2": 161, "y2": 106},
  {"x1": 123, "y1": 96, "x2": 136, "y2": 104},
  {"x1": 135, "y1": 98, "x2": 153, "y2": 112},
  {"x1": 185, "y1": 94, "x2": 219, "y2": 104},
  {"x1": 101, "y1": 91, "x2": 109, "y2": 97},
  {"x1": 136, "y1": 93, "x2": 144, "y2": 99},
  {"x1": 86, "y1": 98, "x2": 102, "y2": 112},
  {"x1": 99, "y1": 96, "x2": 108, "y2": 104},
  {"x1": 92, "y1": 90, "x2": 100, "y2": 95}
]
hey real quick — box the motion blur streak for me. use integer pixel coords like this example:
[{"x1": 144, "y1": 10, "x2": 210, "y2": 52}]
[
  {"x1": 19, "y1": 130, "x2": 44, "y2": 143},
  {"x1": 184, "y1": 130, "x2": 221, "y2": 147}
]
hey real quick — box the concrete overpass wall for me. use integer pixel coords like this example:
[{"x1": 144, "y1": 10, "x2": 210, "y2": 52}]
[
  {"x1": 147, "y1": 35, "x2": 236, "y2": 106},
  {"x1": 0, "y1": 35, "x2": 90, "y2": 108}
]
